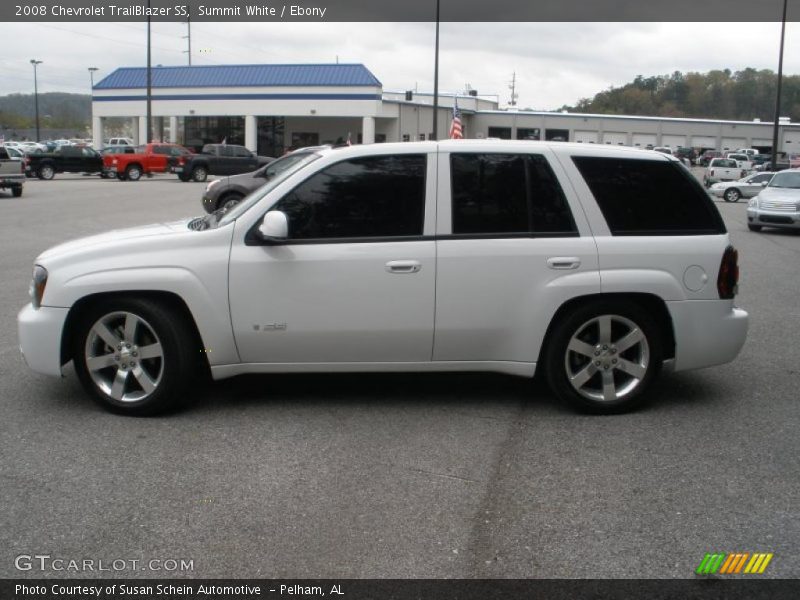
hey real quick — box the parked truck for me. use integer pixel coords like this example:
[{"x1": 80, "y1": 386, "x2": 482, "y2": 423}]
[
  {"x1": 103, "y1": 143, "x2": 193, "y2": 181},
  {"x1": 24, "y1": 146, "x2": 104, "y2": 180},
  {"x1": 0, "y1": 146, "x2": 25, "y2": 196},
  {"x1": 172, "y1": 143, "x2": 273, "y2": 182}
]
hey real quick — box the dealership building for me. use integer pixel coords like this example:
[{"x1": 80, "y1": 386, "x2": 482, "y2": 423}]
[{"x1": 92, "y1": 63, "x2": 800, "y2": 155}]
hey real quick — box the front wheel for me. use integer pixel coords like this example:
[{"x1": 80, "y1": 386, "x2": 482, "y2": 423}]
[
  {"x1": 544, "y1": 301, "x2": 663, "y2": 414},
  {"x1": 218, "y1": 193, "x2": 243, "y2": 211},
  {"x1": 192, "y1": 166, "x2": 208, "y2": 182},
  {"x1": 723, "y1": 188, "x2": 741, "y2": 202},
  {"x1": 748, "y1": 224, "x2": 762, "y2": 232},
  {"x1": 12, "y1": 186, "x2": 23, "y2": 197},
  {"x1": 72, "y1": 298, "x2": 199, "y2": 416}
]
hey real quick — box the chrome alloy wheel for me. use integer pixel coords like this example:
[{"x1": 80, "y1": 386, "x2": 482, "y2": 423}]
[
  {"x1": 564, "y1": 314, "x2": 650, "y2": 402},
  {"x1": 84, "y1": 311, "x2": 164, "y2": 402}
]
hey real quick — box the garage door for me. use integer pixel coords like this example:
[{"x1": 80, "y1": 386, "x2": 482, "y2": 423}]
[
  {"x1": 632, "y1": 133, "x2": 657, "y2": 148},
  {"x1": 721, "y1": 137, "x2": 746, "y2": 151},
  {"x1": 602, "y1": 132, "x2": 627, "y2": 145},
  {"x1": 781, "y1": 130, "x2": 800, "y2": 153},
  {"x1": 752, "y1": 138, "x2": 772, "y2": 147},
  {"x1": 574, "y1": 130, "x2": 599, "y2": 144},
  {"x1": 691, "y1": 136, "x2": 717, "y2": 148},
  {"x1": 662, "y1": 134, "x2": 686, "y2": 148}
]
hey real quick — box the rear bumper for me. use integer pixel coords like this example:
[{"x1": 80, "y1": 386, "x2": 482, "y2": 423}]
[
  {"x1": 18, "y1": 304, "x2": 69, "y2": 377},
  {"x1": 667, "y1": 300, "x2": 748, "y2": 372},
  {"x1": 0, "y1": 175, "x2": 25, "y2": 187}
]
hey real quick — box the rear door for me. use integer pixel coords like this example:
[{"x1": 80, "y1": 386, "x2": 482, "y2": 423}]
[{"x1": 433, "y1": 144, "x2": 600, "y2": 365}]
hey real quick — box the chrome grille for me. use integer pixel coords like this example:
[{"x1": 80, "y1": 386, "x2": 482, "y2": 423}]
[{"x1": 759, "y1": 200, "x2": 797, "y2": 212}]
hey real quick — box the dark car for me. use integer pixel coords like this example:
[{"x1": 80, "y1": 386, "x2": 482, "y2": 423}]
[
  {"x1": 673, "y1": 147, "x2": 697, "y2": 161},
  {"x1": 201, "y1": 148, "x2": 325, "y2": 213},
  {"x1": 698, "y1": 150, "x2": 723, "y2": 167},
  {"x1": 24, "y1": 145, "x2": 104, "y2": 179},
  {"x1": 174, "y1": 143, "x2": 273, "y2": 182}
]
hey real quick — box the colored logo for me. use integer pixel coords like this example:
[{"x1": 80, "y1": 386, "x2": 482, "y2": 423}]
[{"x1": 696, "y1": 552, "x2": 773, "y2": 575}]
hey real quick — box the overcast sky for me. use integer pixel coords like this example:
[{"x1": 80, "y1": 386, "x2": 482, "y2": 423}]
[{"x1": 1, "y1": 21, "x2": 799, "y2": 109}]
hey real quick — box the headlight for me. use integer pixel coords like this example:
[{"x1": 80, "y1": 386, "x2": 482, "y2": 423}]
[
  {"x1": 748, "y1": 197, "x2": 758, "y2": 209},
  {"x1": 206, "y1": 179, "x2": 221, "y2": 191},
  {"x1": 29, "y1": 265, "x2": 48, "y2": 309}
]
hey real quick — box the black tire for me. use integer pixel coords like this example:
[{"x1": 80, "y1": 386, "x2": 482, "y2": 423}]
[
  {"x1": 178, "y1": 174, "x2": 190, "y2": 182},
  {"x1": 748, "y1": 224, "x2": 762, "y2": 232},
  {"x1": 192, "y1": 166, "x2": 208, "y2": 182},
  {"x1": 218, "y1": 193, "x2": 243, "y2": 211},
  {"x1": 72, "y1": 298, "x2": 199, "y2": 416},
  {"x1": 544, "y1": 299, "x2": 663, "y2": 414},
  {"x1": 723, "y1": 188, "x2": 741, "y2": 202},
  {"x1": 125, "y1": 164, "x2": 143, "y2": 181},
  {"x1": 12, "y1": 186, "x2": 22, "y2": 198},
  {"x1": 117, "y1": 172, "x2": 126, "y2": 181},
  {"x1": 38, "y1": 164, "x2": 55, "y2": 180}
]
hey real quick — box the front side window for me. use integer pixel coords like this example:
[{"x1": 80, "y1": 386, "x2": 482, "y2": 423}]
[
  {"x1": 450, "y1": 153, "x2": 576, "y2": 235},
  {"x1": 273, "y1": 154, "x2": 427, "y2": 240},
  {"x1": 572, "y1": 156, "x2": 726, "y2": 235}
]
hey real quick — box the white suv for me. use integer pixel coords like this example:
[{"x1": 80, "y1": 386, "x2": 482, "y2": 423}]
[{"x1": 18, "y1": 141, "x2": 748, "y2": 415}]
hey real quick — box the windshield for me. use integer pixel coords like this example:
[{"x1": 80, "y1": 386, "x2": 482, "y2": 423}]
[
  {"x1": 192, "y1": 152, "x2": 321, "y2": 230},
  {"x1": 768, "y1": 171, "x2": 800, "y2": 189}
]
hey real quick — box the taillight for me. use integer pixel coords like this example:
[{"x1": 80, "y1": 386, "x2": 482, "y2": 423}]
[{"x1": 717, "y1": 246, "x2": 739, "y2": 299}]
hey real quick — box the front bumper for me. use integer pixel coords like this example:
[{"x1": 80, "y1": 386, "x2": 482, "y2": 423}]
[
  {"x1": 747, "y1": 207, "x2": 800, "y2": 229},
  {"x1": 667, "y1": 300, "x2": 748, "y2": 372},
  {"x1": 18, "y1": 304, "x2": 70, "y2": 377}
]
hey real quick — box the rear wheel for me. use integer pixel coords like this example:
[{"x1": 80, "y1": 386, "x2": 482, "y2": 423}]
[
  {"x1": 38, "y1": 164, "x2": 55, "y2": 180},
  {"x1": 192, "y1": 166, "x2": 208, "y2": 182},
  {"x1": 723, "y1": 188, "x2": 741, "y2": 202},
  {"x1": 72, "y1": 298, "x2": 198, "y2": 416},
  {"x1": 12, "y1": 186, "x2": 23, "y2": 197},
  {"x1": 748, "y1": 224, "x2": 762, "y2": 232},
  {"x1": 125, "y1": 165, "x2": 142, "y2": 181},
  {"x1": 545, "y1": 300, "x2": 663, "y2": 414}
]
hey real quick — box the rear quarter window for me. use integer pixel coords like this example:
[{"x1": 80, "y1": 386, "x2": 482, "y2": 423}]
[{"x1": 572, "y1": 156, "x2": 726, "y2": 236}]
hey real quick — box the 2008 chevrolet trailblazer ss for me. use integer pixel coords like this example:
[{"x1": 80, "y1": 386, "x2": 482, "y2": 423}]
[{"x1": 18, "y1": 141, "x2": 748, "y2": 415}]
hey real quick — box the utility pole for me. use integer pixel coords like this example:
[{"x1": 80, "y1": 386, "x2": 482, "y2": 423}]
[
  {"x1": 146, "y1": 0, "x2": 153, "y2": 144},
  {"x1": 771, "y1": 0, "x2": 788, "y2": 171},
  {"x1": 183, "y1": 7, "x2": 192, "y2": 65},
  {"x1": 88, "y1": 67, "x2": 99, "y2": 90},
  {"x1": 30, "y1": 59, "x2": 42, "y2": 142},
  {"x1": 432, "y1": 0, "x2": 440, "y2": 141},
  {"x1": 509, "y1": 71, "x2": 518, "y2": 107}
]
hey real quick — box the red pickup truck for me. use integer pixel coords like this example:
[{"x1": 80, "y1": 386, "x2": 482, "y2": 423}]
[{"x1": 103, "y1": 143, "x2": 193, "y2": 181}]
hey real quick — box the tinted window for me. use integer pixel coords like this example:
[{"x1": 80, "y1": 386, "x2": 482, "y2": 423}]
[
  {"x1": 450, "y1": 153, "x2": 575, "y2": 235},
  {"x1": 572, "y1": 157, "x2": 725, "y2": 235},
  {"x1": 152, "y1": 145, "x2": 170, "y2": 155},
  {"x1": 233, "y1": 146, "x2": 252, "y2": 158},
  {"x1": 273, "y1": 154, "x2": 426, "y2": 240}
]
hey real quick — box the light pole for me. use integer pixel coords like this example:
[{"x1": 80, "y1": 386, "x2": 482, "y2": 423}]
[
  {"x1": 771, "y1": 0, "x2": 789, "y2": 171},
  {"x1": 146, "y1": 0, "x2": 153, "y2": 144},
  {"x1": 88, "y1": 67, "x2": 99, "y2": 91},
  {"x1": 431, "y1": 0, "x2": 440, "y2": 141},
  {"x1": 30, "y1": 59, "x2": 42, "y2": 142}
]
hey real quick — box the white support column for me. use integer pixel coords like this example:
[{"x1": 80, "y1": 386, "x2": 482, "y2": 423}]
[
  {"x1": 92, "y1": 116, "x2": 103, "y2": 149},
  {"x1": 245, "y1": 115, "x2": 257, "y2": 152},
  {"x1": 362, "y1": 116, "x2": 375, "y2": 144},
  {"x1": 169, "y1": 116, "x2": 178, "y2": 143},
  {"x1": 138, "y1": 117, "x2": 148, "y2": 144}
]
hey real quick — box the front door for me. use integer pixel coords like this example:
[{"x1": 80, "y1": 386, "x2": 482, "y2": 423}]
[{"x1": 229, "y1": 152, "x2": 437, "y2": 364}]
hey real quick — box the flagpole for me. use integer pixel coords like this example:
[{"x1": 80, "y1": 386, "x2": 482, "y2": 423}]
[{"x1": 432, "y1": 0, "x2": 440, "y2": 141}]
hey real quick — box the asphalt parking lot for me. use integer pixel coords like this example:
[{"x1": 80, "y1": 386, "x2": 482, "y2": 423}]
[{"x1": 0, "y1": 170, "x2": 798, "y2": 579}]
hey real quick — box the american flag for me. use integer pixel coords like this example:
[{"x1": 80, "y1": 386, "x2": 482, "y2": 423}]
[{"x1": 449, "y1": 99, "x2": 463, "y2": 139}]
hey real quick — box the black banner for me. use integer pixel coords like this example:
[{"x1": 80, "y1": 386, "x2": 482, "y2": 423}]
[
  {"x1": 2, "y1": 0, "x2": 800, "y2": 22},
  {"x1": 3, "y1": 579, "x2": 800, "y2": 600}
]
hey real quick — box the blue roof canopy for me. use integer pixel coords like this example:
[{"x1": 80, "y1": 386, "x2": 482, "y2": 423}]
[{"x1": 94, "y1": 64, "x2": 382, "y2": 89}]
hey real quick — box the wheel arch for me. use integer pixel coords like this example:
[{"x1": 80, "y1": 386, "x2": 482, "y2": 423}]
[
  {"x1": 60, "y1": 290, "x2": 210, "y2": 375},
  {"x1": 537, "y1": 292, "x2": 676, "y2": 367}
]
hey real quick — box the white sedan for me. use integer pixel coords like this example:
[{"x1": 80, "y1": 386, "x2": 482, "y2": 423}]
[{"x1": 709, "y1": 172, "x2": 774, "y2": 202}]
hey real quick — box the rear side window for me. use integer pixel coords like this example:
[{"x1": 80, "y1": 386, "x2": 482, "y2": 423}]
[
  {"x1": 572, "y1": 157, "x2": 725, "y2": 235},
  {"x1": 274, "y1": 154, "x2": 426, "y2": 240},
  {"x1": 450, "y1": 153, "x2": 576, "y2": 235}
]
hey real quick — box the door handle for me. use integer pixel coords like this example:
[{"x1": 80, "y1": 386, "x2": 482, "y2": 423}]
[
  {"x1": 547, "y1": 257, "x2": 581, "y2": 270},
  {"x1": 386, "y1": 260, "x2": 422, "y2": 274}
]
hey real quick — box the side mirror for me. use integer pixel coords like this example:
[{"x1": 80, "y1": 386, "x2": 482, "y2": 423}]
[
  {"x1": 258, "y1": 211, "x2": 289, "y2": 242},
  {"x1": 761, "y1": 181, "x2": 769, "y2": 187}
]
